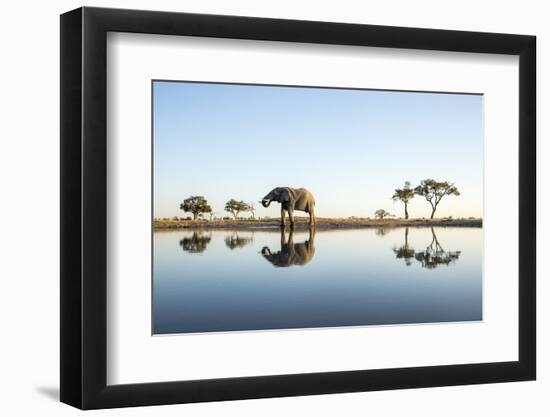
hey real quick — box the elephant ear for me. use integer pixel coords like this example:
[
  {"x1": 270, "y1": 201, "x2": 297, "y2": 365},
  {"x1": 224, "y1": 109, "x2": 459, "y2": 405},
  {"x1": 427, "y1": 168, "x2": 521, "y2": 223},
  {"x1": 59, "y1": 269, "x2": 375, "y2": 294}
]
[{"x1": 279, "y1": 188, "x2": 294, "y2": 205}]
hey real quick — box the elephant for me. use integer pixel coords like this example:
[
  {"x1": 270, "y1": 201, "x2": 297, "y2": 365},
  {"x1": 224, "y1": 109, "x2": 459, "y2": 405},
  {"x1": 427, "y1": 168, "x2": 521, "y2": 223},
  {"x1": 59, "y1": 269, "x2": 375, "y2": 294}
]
[
  {"x1": 261, "y1": 228, "x2": 316, "y2": 267},
  {"x1": 260, "y1": 187, "x2": 316, "y2": 227}
]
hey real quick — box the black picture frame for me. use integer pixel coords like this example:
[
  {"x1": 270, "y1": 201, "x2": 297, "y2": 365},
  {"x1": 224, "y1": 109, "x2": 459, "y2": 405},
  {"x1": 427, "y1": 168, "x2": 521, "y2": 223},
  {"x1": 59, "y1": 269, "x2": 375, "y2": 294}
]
[{"x1": 60, "y1": 6, "x2": 536, "y2": 410}]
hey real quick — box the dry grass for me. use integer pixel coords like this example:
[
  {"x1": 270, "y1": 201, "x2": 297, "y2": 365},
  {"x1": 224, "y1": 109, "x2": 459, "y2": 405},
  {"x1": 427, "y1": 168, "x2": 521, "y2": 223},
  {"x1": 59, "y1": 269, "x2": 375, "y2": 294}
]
[{"x1": 153, "y1": 217, "x2": 482, "y2": 230}]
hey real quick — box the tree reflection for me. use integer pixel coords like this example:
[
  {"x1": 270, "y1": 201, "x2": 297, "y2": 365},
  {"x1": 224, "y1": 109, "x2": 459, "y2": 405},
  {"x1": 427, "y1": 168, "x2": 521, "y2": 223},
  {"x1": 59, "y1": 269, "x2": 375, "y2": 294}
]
[
  {"x1": 179, "y1": 231, "x2": 212, "y2": 254},
  {"x1": 261, "y1": 227, "x2": 316, "y2": 267},
  {"x1": 225, "y1": 232, "x2": 254, "y2": 250},
  {"x1": 375, "y1": 228, "x2": 390, "y2": 237},
  {"x1": 393, "y1": 228, "x2": 416, "y2": 266},
  {"x1": 393, "y1": 227, "x2": 461, "y2": 269},
  {"x1": 414, "y1": 228, "x2": 461, "y2": 269}
]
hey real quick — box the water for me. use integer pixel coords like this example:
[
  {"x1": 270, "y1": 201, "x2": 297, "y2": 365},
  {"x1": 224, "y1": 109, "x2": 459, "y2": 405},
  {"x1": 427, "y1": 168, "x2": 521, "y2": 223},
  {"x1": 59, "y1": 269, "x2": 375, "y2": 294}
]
[{"x1": 153, "y1": 227, "x2": 482, "y2": 334}]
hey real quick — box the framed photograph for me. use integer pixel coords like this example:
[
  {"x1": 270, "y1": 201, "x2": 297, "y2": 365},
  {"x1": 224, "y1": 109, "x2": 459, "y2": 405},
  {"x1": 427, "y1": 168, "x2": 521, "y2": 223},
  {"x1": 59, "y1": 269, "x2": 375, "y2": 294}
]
[{"x1": 60, "y1": 7, "x2": 536, "y2": 409}]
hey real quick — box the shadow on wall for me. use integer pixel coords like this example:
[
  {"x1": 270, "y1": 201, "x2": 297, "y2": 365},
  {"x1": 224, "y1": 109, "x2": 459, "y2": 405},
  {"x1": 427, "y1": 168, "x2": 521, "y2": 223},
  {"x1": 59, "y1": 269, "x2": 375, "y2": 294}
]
[{"x1": 35, "y1": 386, "x2": 59, "y2": 401}]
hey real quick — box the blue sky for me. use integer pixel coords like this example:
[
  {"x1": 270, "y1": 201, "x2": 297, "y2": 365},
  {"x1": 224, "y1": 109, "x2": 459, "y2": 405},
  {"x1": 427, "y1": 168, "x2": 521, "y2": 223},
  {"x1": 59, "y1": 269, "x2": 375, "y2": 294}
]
[{"x1": 153, "y1": 81, "x2": 483, "y2": 219}]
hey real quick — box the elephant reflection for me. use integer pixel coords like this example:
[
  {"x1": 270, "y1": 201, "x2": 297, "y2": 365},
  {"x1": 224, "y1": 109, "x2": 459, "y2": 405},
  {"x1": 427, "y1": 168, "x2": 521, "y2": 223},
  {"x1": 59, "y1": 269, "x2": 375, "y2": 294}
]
[
  {"x1": 261, "y1": 228, "x2": 316, "y2": 267},
  {"x1": 179, "y1": 231, "x2": 212, "y2": 254},
  {"x1": 393, "y1": 227, "x2": 461, "y2": 269},
  {"x1": 393, "y1": 228, "x2": 416, "y2": 266},
  {"x1": 225, "y1": 232, "x2": 254, "y2": 250},
  {"x1": 414, "y1": 228, "x2": 461, "y2": 269}
]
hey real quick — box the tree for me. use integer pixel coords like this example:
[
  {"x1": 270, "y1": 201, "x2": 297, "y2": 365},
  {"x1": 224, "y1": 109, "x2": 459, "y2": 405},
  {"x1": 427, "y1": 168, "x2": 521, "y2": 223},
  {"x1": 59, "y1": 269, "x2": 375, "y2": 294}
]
[
  {"x1": 248, "y1": 202, "x2": 256, "y2": 219},
  {"x1": 374, "y1": 209, "x2": 392, "y2": 219},
  {"x1": 414, "y1": 179, "x2": 460, "y2": 219},
  {"x1": 180, "y1": 196, "x2": 212, "y2": 220},
  {"x1": 224, "y1": 199, "x2": 250, "y2": 219},
  {"x1": 392, "y1": 181, "x2": 415, "y2": 219}
]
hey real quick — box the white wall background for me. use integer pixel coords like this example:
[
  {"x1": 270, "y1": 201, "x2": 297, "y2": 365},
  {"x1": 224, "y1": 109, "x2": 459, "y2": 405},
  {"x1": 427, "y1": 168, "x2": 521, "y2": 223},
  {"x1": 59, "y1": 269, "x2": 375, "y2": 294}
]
[{"x1": 0, "y1": 0, "x2": 545, "y2": 415}]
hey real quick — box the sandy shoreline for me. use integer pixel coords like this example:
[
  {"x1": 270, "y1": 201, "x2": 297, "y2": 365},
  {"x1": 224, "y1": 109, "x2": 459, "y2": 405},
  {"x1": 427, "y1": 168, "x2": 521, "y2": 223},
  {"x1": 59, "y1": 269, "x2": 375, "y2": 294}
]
[{"x1": 153, "y1": 218, "x2": 482, "y2": 231}]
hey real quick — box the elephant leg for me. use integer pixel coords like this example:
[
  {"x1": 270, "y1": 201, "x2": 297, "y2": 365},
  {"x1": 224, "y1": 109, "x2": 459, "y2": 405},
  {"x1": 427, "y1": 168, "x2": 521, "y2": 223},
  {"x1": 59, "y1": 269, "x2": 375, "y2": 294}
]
[
  {"x1": 287, "y1": 227, "x2": 294, "y2": 249},
  {"x1": 309, "y1": 207, "x2": 315, "y2": 226},
  {"x1": 280, "y1": 207, "x2": 286, "y2": 227},
  {"x1": 308, "y1": 226, "x2": 316, "y2": 243},
  {"x1": 288, "y1": 208, "x2": 295, "y2": 228}
]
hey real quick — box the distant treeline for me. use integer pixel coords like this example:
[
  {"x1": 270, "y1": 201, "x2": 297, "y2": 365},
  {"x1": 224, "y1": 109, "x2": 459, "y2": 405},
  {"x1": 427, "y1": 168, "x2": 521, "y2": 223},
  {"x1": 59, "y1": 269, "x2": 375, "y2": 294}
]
[
  {"x1": 178, "y1": 196, "x2": 256, "y2": 221},
  {"x1": 172, "y1": 178, "x2": 461, "y2": 221}
]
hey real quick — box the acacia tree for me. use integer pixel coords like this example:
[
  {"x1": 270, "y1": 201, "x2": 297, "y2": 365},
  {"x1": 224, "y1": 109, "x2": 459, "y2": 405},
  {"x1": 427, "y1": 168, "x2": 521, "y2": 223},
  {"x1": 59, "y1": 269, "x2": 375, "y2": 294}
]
[
  {"x1": 374, "y1": 209, "x2": 392, "y2": 219},
  {"x1": 225, "y1": 199, "x2": 250, "y2": 219},
  {"x1": 180, "y1": 196, "x2": 212, "y2": 220},
  {"x1": 392, "y1": 181, "x2": 415, "y2": 219},
  {"x1": 414, "y1": 179, "x2": 460, "y2": 219},
  {"x1": 248, "y1": 202, "x2": 256, "y2": 219}
]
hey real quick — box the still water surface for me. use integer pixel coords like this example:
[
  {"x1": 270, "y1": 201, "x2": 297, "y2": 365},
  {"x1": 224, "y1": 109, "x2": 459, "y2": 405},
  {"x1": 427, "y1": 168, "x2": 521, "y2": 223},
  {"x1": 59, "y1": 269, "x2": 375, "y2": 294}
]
[{"x1": 153, "y1": 227, "x2": 482, "y2": 334}]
